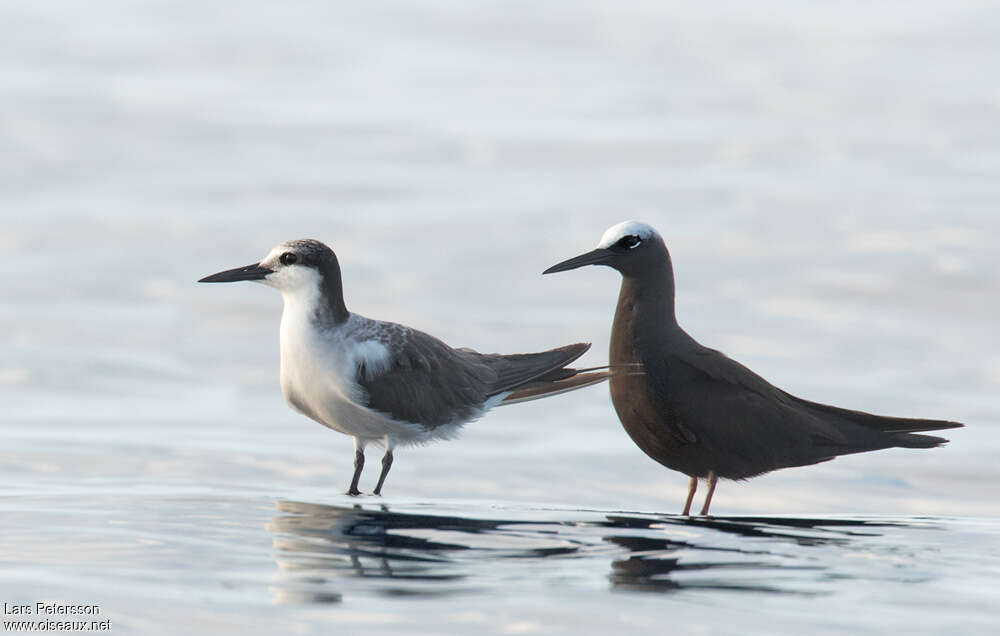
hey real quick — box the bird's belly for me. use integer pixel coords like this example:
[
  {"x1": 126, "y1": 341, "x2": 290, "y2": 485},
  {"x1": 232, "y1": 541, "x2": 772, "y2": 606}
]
[
  {"x1": 609, "y1": 345, "x2": 712, "y2": 477},
  {"x1": 609, "y1": 372, "x2": 685, "y2": 462},
  {"x1": 280, "y1": 357, "x2": 423, "y2": 442}
]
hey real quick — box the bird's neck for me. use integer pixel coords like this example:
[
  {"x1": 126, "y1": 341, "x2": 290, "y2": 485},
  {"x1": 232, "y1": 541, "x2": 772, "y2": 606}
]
[
  {"x1": 279, "y1": 278, "x2": 349, "y2": 346},
  {"x1": 611, "y1": 267, "x2": 679, "y2": 364},
  {"x1": 322, "y1": 287, "x2": 349, "y2": 326},
  {"x1": 320, "y1": 264, "x2": 350, "y2": 325}
]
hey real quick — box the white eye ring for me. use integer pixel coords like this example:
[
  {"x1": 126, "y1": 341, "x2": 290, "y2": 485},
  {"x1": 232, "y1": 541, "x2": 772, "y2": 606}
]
[{"x1": 623, "y1": 236, "x2": 642, "y2": 248}]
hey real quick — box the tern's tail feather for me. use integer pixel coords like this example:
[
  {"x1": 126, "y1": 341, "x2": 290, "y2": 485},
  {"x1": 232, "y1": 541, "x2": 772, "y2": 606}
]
[
  {"x1": 501, "y1": 370, "x2": 609, "y2": 405},
  {"x1": 482, "y1": 342, "x2": 592, "y2": 396}
]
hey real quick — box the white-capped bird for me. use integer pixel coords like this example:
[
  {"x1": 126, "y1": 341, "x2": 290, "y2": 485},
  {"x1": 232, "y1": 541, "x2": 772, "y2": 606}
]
[{"x1": 545, "y1": 221, "x2": 962, "y2": 515}]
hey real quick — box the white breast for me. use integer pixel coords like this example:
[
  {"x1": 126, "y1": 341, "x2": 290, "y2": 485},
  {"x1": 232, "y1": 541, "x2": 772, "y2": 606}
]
[{"x1": 277, "y1": 293, "x2": 420, "y2": 442}]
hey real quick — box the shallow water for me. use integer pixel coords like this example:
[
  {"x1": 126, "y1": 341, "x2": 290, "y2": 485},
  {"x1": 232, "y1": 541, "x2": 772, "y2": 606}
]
[
  {"x1": 3, "y1": 0, "x2": 1000, "y2": 633},
  {"x1": 4, "y1": 491, "x2": 999, "y2": 634}
]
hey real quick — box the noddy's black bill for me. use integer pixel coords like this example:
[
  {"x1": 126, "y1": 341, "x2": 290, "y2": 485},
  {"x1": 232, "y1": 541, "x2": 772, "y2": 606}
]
[
  {"x1": 198, "y1": 263, "x2": 273, "y2": 283},
  {"x1": 543, "y1": 248, "x2": 614, "y2": 274}
]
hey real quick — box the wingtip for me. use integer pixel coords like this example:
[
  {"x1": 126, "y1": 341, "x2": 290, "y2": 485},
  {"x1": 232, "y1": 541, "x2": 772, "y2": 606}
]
[
  {"x1": 928, "y1": 420, "x2": 965, "y2": 431},
  {"x1": 556, "y1": 342, "x2": 592, "y2": 357},
  {"x1": 560, "y1": 342, "x2": 592, "y2": 364}
]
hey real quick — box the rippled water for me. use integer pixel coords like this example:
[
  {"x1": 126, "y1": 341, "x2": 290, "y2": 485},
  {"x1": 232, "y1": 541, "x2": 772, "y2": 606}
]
[
  {"x1": 3, "y1": 0, "x2": 1000, "y2": 633},
  {"x1": 3, "y1": 492, "x2": 998, "y2": 634}
]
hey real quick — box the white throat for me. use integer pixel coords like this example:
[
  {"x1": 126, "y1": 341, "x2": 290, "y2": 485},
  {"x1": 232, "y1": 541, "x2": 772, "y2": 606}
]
[{"x1": 274, "y1": 279, "x2": 413, "y2": 443}]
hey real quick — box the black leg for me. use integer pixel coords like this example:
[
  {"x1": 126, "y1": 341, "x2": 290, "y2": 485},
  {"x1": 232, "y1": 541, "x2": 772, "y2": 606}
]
[
  {"x1": 373, "y1": 450, "x2": 393, "y2": 496},
  {"x1": 347, "y1": 448, "x2": 364, "y2": 496}
]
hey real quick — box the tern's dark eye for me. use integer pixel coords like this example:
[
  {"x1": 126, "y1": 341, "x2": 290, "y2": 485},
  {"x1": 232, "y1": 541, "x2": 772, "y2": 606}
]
[
  {"x1": 279, "y1": 252, "x2": 298, "y2": 266},
  {"x1": 616, "y1": 235, "x2": 641, "y2": 249}
]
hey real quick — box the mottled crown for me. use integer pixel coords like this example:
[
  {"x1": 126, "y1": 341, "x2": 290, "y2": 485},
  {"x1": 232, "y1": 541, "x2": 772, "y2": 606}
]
[{"x1": 274, "y1": 239, "x2": 338, "y2": 268}]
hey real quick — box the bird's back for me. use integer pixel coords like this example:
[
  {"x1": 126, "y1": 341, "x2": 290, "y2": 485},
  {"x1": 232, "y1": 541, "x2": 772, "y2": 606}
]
[
  {"x1": 353, "y1": 318, "x2": 594, "y2": 431},
  {"x1": 615, "y1": 326, "x2": 961, "y2": 479},
  {"x1": 606, "y1": 270, "x2": 961, "y2": 479}
]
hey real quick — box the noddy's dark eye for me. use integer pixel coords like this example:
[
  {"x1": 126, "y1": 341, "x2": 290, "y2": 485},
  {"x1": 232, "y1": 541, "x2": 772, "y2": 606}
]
[
  {"x1": 279, "y1": 252, "x2": 298, "y2": 266},
  {"x1": 618, "y1": 235, "x2": 641, "y2": 249}
]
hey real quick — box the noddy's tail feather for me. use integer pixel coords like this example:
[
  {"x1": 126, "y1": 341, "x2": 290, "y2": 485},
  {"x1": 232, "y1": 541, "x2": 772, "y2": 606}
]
[
  {"x1": 794, "y1": 398, "x2": 964, "y2": 434},
  {"x1": 892, "y1": 432, "x2": 951, "y2": 449}
]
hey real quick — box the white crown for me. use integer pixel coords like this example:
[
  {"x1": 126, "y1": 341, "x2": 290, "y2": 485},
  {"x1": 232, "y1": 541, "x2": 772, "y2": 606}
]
[{"x1": 597, "y1": 220, "x2": 659, "y2": 248}]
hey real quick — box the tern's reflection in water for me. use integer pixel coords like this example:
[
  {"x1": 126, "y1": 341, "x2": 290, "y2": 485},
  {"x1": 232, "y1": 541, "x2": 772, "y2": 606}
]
[
  {"x1": 266, "y1": 500, "x2": 903, "y2": 603},
  {"x1": 266, "y1": 500, "x2": 535, "y2": 603}
]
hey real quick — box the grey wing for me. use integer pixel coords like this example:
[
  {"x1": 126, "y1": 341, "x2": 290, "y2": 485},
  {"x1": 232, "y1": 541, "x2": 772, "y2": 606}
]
[
  {"x1": 356, "y1": 328, "x2": 498, "y2": 429},
  {"x1": 471, "y1": 342, "x2": 592, "y2": 396},
  {"x1": 668, "y1": 347, "x2": 853, "y2": 478}
]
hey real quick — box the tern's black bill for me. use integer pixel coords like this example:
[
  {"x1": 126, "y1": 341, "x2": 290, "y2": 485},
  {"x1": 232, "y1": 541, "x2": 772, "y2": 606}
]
[
  {"x1": 198, "y1": 262, "x2": 273, "y2": 283},
  {"x1": 543, "y1": 248, "x2": 614, "y2": 274}
]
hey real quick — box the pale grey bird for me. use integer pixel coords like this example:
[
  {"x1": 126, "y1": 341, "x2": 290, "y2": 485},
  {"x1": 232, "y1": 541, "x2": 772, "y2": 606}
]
[{"x1": 200, "y1": 239, "x2": 606, "y2": 496}]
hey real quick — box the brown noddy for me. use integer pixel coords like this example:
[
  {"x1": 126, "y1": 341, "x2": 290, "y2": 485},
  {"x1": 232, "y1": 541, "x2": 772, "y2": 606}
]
[{"x1": 544, "y1": 221, "x2": 963, "y2": 515}]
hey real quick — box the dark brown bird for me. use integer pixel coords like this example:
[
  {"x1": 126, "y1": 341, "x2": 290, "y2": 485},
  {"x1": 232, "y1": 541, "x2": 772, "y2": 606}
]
[{"x1": 544, "y1": 221, "x2": 963, "y2": 515}]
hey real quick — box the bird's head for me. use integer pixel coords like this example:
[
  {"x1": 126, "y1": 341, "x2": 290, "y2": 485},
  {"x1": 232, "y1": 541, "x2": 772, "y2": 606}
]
[
  {"x1": 543, "y1": 220, "x2": 666, "y2": 277},
  {"x1": 199, "y1": 239, "x2": 348, "y2": 321},
  {"x1": 199, "y1": 239, "x2": 339, "y2": 290}
]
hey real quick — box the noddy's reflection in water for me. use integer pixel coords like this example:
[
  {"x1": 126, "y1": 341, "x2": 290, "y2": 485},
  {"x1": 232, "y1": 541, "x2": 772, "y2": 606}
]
[
  {"x1": 602, "y1": 515, "x2": 899, "y2": 594},
  {"x1": 265, "y1": 500, "x2": 907, "y2": 602}
]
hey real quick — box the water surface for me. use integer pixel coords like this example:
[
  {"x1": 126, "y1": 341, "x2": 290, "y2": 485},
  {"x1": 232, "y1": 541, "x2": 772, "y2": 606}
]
[
  {"x1": 3, "y1": 492, "x2": 998, "y2": 634},
  {"x1": 2, "y1": 0, "x2": 999, "y2": 633}
]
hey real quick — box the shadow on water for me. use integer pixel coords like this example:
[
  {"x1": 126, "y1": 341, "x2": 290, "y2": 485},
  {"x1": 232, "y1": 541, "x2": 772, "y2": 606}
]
[
  {"x1": 600, "y1": 516, "x2": 894, "y2": 594},
  {"x1": 265, "y1": 500, "x2": 927, "y2": 604}
]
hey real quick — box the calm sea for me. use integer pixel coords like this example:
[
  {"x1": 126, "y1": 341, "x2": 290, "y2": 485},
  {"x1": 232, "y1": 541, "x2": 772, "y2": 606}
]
[{"x1": 2, "y1": 1, "x2": 998, "y2": 633}]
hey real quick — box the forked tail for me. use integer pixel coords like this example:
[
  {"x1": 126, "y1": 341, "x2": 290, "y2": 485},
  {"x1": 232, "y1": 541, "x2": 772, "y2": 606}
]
[{"x1": 793, "y1": 395, "x2": 963, "y2": 451}]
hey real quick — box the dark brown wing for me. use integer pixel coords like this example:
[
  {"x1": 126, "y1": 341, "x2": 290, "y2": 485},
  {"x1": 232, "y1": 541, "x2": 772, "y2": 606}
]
[{"x1": 666, "y1": 346, "x2": 949, "y2": 478}]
